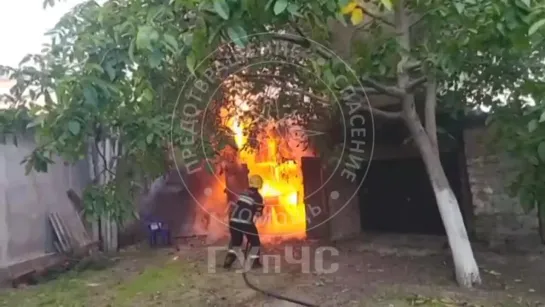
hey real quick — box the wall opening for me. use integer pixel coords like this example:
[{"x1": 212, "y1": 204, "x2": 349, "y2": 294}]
[{"x1": 358, "y1": 151, "x2": 464, "y2": 235}]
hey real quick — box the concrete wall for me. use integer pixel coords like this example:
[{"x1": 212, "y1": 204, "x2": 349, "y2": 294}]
[
  {"x1": 325, "y1": 177, "x2": 361, "y2": 241},
  {"x1": 0, "y1": 134, "x2": 90, "y2": 278},
  {"x1": 464, "y1": 127, "x2": 540, "y2": 248},
  {"x1": 301, "y1": 157, "x2": 362, "y2": 242}
]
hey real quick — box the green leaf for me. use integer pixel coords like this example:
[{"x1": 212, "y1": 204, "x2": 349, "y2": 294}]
[
  {"x1": 68, "y1": 120, "x2": 81, "y2": 136},
  {"x1": 454, "y1": 2, "x2": 465, "y2": 14},
  {"x1": 538, "y1": 142, "x2": 545, "y2": 162},
  {"x1": 136, "y1": 25, "x2": 159, "y2": 51},
  {"x1": 148, "y1": 49, "x2": 163, "y2": 68},
  {"x1": 265, "y1": 0, "x2": 275, "y2": 10},
  {"x1": 213, "y1": 0, "x2": 230, "y2": 20},
  {"x1": 186, "y1": 52, "x2": 196, "y2": 75},
  {"x1": 163, "y1": 34, "x2": 179, "y2": 52},
  {"x1": 529, "y1": 18, "x2": 545, "y2": 36},
  {"x1": 103, "y1": 61, "x2": 116, "y2": 81},
  {"x1": 208, "y1": 24, "x2": 224, "y2": 44},
  {"x1": 380, "y1": 0, "x2": 393, "y2": 10},
  {"x1": 83, "y1": 86, "x2": 98, "y2": 106},
  {"x1": 287, "y1": 3, "x2": 302, "y2": 16},
  {"x1": 539, "y1": 111, "x2": 545, "y2": 123},
  {"x1": 227, "y1": 26, "x2": 248, "y2": 47},
  {"x1": 528, "y1": 119, "x2": 538, "y2": 132},
  {"x1": 26, "y1": 115, "x2": 45, "y2": 129},
  {"x1": 24, "y1": 159, "x2": 33, "y2": 175},
  {"x1": 335, "y1": 11, "x2": 348, "y2": 26},
  {"x1": 274, "y1": 0, "x2": 288, "y2": 15},
  {"x1": 338, "y1": 0, "x2": 350, "y2": 8},
  {"x1": 128, "y1": 39, "x2": 136, "y2": 63},
  {"x1": 146, "y1": 133, "x2": 154, "y2": 144}
]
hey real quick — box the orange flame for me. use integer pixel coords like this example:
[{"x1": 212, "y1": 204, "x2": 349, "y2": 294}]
[{"x1": 228, "y1": 115, "x2": 308, "y2": 242}]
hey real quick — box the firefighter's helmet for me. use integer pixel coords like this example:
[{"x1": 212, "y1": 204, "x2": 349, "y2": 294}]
[{"x1": 248, "y1": 174, "x2": 264, "y2": 189}]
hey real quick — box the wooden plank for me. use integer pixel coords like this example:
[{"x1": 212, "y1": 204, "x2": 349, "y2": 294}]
[
  {"x1": 66, "y1": 189, "x2": 93, "y2": 245},
  {"x1": 48, "y1": 213, "x2": 67, "y2": 252},
  {"x1": 53, "y1": 241, "x2": 63, "y2": 254},
  {"x1": 49, "y1": 213, "x2": 71, "y2": 253},
  {"x1": 57, "y1": 213, "x2": 75, "y2": 252},
  {"x1": 52, "y1": 213, "x2": 70, "y2": 252},
  {"x1": 56, "y1": 213, "x2": 79, "y2": 249}
]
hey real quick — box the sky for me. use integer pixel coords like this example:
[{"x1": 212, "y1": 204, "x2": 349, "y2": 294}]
[{"x1": 0, "y1": 0, "x2": 86, "y2": 68}]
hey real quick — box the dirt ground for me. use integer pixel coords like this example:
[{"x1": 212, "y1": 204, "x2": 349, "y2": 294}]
[{"x1": 0, "y1": 234, "x2": 544, "y2": 307}]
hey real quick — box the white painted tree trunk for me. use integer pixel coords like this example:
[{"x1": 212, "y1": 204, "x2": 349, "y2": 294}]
[
  {"x1": 391, "y1": 0, "x2": 481, "y2": 287},
  {"x1": 405, "y1": 110, "x2": 481, "y2": 287}
]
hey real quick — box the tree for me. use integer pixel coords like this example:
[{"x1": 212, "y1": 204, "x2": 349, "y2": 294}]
[
  {"x1": 0, "y1": 0, "x2": 203, "y2": 251},
  {"x1": 0, "y1": 0, "x2": 540, "y2": 285},
  {"x1": 303, "y1": 0, "x2": 537, "y2": 287},
  {"x1": 484, "y1": 48, "x2": 545, "y2": 244},
  {"x1": 444, "y1": 4, "x2": 545, "y2": 244}
]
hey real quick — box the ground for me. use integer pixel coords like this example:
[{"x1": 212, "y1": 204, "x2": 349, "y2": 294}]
[{"x1": 0, "y1": 234, "x2": 544, "y2": 307}]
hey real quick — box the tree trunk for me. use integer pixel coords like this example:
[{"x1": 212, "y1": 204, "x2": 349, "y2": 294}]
[
  {"x1": 404, "y1": 108, "x2": 481, "y2": 287},
  {"x1": 392, "y1": 0, "x2": 480, "y2": 287},
  {"x1": 424, "y1": 74, "x2": 438, "y2": 154},
  {"x1": 539, "y1": 204, "x2": 545, "y2": 244}
]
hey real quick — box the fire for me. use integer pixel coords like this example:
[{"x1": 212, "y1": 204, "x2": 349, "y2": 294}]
[{"x1": 227, "y1": 115, "x2": 308, "y2": 241}]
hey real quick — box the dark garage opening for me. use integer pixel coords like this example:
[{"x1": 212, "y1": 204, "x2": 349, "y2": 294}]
[{"x1": 358, "y1": 151, "x2": 464, "y2": 235}]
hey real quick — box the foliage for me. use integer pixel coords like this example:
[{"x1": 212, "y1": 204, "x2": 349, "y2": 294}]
[
  {"x1": 0, "y1": 0, "x2": 542, "y2": 224},
  {"x1": 0, "y1": 0, "x2": 197, "y2": 220},
  {"x1": 82, "y1": 182, "x2": 137, "y2": 224},
  {"x1": 487, "y1": 84, "x2": 545, "y2": 218}
]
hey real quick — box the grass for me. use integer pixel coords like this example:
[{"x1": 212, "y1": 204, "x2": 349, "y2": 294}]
[
  {"x1": 359, "y1": 285, "x2": 544, "y2": 307},
  {"x1": 0, "y1": 253, "x2": 194, "y2": 307},
  {"x1": 0, "y1": 248, "x2": 293, "y2": 307},
  {"x1": 112, "y1": 261, "x2": 189, "y2": 306},
  {"x1": 2, "y1": 243, "x2": 543, "y2": 307}
]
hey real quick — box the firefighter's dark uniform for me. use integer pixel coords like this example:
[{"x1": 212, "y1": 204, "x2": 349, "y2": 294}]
[{"x1": 223, "y1": 187, "x2": 264, "y2": 269}]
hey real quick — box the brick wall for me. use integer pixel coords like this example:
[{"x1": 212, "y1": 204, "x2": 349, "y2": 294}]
[{"x1": 464, "y1": 126, "x2": 540, "y2": 248}]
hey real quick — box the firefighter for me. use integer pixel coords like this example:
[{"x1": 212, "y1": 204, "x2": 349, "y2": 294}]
[{"x1": 223, "y1": 174, "x2": 265, "y2": 269}]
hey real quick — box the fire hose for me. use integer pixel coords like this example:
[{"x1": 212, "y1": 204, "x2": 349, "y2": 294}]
[{"x1": 242, "y1": 241, "x2": 319, "y2": 307}]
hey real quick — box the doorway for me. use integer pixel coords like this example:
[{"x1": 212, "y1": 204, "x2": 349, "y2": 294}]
[{"x1": 358, "y1": 151, "x2": 463, "y2": 235}]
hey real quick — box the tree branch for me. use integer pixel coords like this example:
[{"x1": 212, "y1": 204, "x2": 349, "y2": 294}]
[
  {"x1": 405, "y1": 61, "x2": 422, "y2": 72},
  {"x1": 245, "y1": 73, "x2": 390, "y2": 97},
  {"x1": 425, "y1": 73, "x2": 438, "y2": 154},
  {"x1": 94, "y1": 137, "x2": 116, "y2": 179},
  {"x1": 271, "y1": 33, "x2": 331, "y2": 59},
  {"x1": 408, "y1": 76, "x2": 427, "y2": 91},
  {"x1": 360, "y1": 76, "x2": 405, "y2": 97},
  {"x1": 358, "y1": 6, "x2": 395, "y2": 27},
  {"x1": 409, "y1": 8, "x2": 438, "y2": 28},
  {"x1": 289, "y1": 20, "x2": 306, "y2": 38},
  {"x1": 363, "y1": 105, "x2": 403, "y2": 119},
  {"x1": 342, "y1": 88, "x2": 402, "y2": 120},
  {"x1": 286, "y1": 87, "x2": 329, "y2": 104},
  {"x1": 342, "y1": 86, "x2": 394, "y2": 98},
  {"x1": 239, "y1": 73, "x2": 329, "y2": 103}
]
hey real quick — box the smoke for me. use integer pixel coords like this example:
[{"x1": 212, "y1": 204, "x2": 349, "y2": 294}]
[{"x1": 191, "y1": 166, "x2": 230, "y2": 244}]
